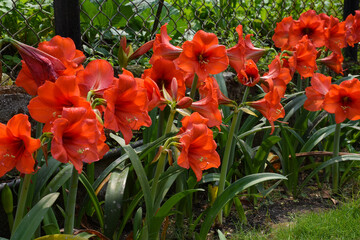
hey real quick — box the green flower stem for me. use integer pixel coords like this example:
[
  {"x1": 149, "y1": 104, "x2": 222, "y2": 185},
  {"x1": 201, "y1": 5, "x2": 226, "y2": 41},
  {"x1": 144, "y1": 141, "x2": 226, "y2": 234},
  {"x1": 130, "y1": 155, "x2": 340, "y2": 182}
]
[
  {"x1": 151, "y1": 152, "x2": 166, "y2": 202},
  {"x1": 12, "y1": 173, "x2": 32, "y2": 235},
  {"x1": 64, "y1": 166, "x2": 79, "y2": 234},
  {"x1": 228, "y1": 86, "x2": 250, "y2": 176},
  {"x1": 332, "y1": 123, "x2": 341, "y2": 193},
  {"x1": 217, "y1": 108, "x2": 240, "y2": 224},
  {"x1": 164, "y1": 109, "x2": 176, "y2": 134},
  {"x1": 189, "y1": 74, "x2": 198, "y2": 100},
  {"x1": 151, "y1": 109, "x2": 176, "y2": 203}
]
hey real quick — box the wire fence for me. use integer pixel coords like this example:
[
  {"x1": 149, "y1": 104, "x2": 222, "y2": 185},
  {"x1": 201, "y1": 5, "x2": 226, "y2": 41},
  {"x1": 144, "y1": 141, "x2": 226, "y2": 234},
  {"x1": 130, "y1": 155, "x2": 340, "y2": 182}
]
[{"x1": 0, "y1": 0, "x2": 350, "y2": 83}]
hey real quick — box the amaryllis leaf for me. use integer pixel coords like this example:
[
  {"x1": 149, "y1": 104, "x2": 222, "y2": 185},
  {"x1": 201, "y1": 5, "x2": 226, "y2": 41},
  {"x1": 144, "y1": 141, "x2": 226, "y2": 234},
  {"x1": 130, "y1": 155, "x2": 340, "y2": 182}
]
[
  {"x1": 149, "y1": 189, "x2": 203, "y2": 239},
  {"x1": 34, "y1": 234, "x2": 88, "y2": 240},
  {"x1": 78, "y1": 173, "x2": 104, "y2": 229},
  {"x1": 198, "y1": 173, "x2": 220, "y2": 184},
  {"x1": 153, "y1": 165, "x2": 184, "y2": 211},
  {"x1": 41, "y1": 164, "x2": 72, "y2": 197},
  {"x1": 110, "y1": 133, "x2": 154, "y2": 225},
  {"x1": 300, "y1": 123, "x2": 350, "y2": 153},
  {"x1": 299, "y1": 155, "x2": 360, "y2": 191},
  {"x1": 198, "y1": 173, "x2": 286, "y2": 239},
  {"x1": 42, "y1": 208, "x2": 60, "y2": 235},
  {"x1": 35, "y1": 157, "x2": 62, "y2": 194},
  {"x1": 104, "y1": 166, "x2": 129, "y2": 238},
  {"x1": 282, "y1": 93, "x2": 306, "y2": 122},
  {"x1": 10, "y1": 193, "x2": 60, "y2": 240},
  {"x1": 253, "y1": 136, "x2": 282, "y2": 172},
  {"x1": 116, "y1": 191, "x2": 143, "y2": 238}
]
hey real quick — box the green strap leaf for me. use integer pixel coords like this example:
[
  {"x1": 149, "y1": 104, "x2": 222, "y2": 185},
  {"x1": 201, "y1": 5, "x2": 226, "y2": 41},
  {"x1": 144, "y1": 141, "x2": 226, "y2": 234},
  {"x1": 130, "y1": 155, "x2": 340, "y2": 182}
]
[
  {"x1": 78, "y1": 173, "x2": 104, "y2": 229},
  {"x1": 149, "y1": 189, "x2": 203, "y2": 239},
  {"x1": 300, "y1": 124, "x2": 350, "y2": 153},
  {"x1": 34, "y1": 234, "x2": 88, "y2": 240},
  {"x1": 104, "y1": 167, "x2": 129, "y2": 238},
  {"x1": 299, "y1": 155, "x2": 360, "y2": 190},
  {"x1": 198, "y1": 173, "x2": 287, "y2": 239},
  {"x1": 10, "y1": 193, "x2": 60, "y2": 240},
  {"x1": 110, "y1": 134, "x2": 153, "y2": 225},
  {"x1": 35, "y1": 157, "x2": 62, "y2": 194},
  {"x1": 41, "y1": 164, "x2": 72, "y2": 197}
]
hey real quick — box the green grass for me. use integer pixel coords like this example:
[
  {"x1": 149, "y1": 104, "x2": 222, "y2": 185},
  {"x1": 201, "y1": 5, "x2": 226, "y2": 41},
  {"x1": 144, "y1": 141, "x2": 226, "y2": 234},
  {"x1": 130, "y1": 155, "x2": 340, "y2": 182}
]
[{"x1": 232, "y1": 200, "x2": 360, "y2": 240}]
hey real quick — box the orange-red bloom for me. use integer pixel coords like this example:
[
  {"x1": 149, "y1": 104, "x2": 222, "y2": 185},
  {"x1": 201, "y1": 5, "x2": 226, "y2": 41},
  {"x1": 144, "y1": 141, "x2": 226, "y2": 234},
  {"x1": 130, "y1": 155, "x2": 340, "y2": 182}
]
[
  {"x1": 227, "y1": 25, "x2": 246, "y2": 78},
  {"x1": 142, "y1": 58, "x2": 186, "y2": 99},
  {"x1": 272, "y1": 16, "x2": 294, "y2": 50},
  {"x1": 248, "y1": 89, "x2": 285, "y2": 134},
  {"x1": 304, "y1": 73, "x2": 332, "y2": 112},
  {"x1": 345, "y1": 10, "x2": 360, "y2": 47},
  {"x1": 320, "y1": 14, "x2": 346, "y2": 55},
  {"x1": 191, "y1": 79, "x2": 223, "y2": 128},
  {"x1": 51, "y1": 107, "x2": 108, "y2": 173},
  {"x1": 0, "y1": 114, "x2": 41, "y2": 177},
  {"x1": 177, "y1": 113, "x2": 220, "y2": 181},
  {"x1": 103, "y1": 70, "x2": 152, "y2": 144},
  {"x1": 76, "y1": 59, "x2": 116, "y2": 98},
  {"x1": 15, "y1": 36, "x2": 85, "y2": 95},
  {"x1": 198, "y1": 76, "x2": 233, "y2": 106},
  {"x1": 237, "y1": 59, "x2": 260, "y2": 87},
  {"x1": 323, "y1": 78, "x2": 360, "y2": 123},
  {"x1": 318, "y1": 52, "x2": 344, "y2": 75},
  {"x1": 38, "y1": 36, "x2": 85, "y2": 72},
  {"x1": 177, "y1": 30, "x2": 229, "y2": 80},
  {"x1": 288, "y1": 10, "x2": 325, "y2": 48},
  {"x1": 288, "y1": 36, "x2": 318, "y2": 78},
  {"x1": 150, "y1": 23, "x2": 183, "y2": 64},
  {"x1": 27, "y1": 75, "x2": 89, "y2": 132},
  {"x1": 244, "y1": 34, "x2": 266, "y2": 62},
  {"x1": 260, "y1": 56, "x2": 291, "y2": 97}
]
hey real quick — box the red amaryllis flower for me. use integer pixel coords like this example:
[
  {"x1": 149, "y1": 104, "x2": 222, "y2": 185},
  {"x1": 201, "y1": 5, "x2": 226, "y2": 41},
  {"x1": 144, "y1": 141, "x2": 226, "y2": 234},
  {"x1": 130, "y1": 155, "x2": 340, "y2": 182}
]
[
  {"x1": 178, "y1": 112, "x2": 209, "y2": 134},
  {"x1": 304, "y1": 73, "x2": 332, "y2": 111},
  {"x1": 323, "y1": 78, "x2": 360, "y2": 123},
  {"x1": 248, "y1": 89, "x2": 285, "y2": 134},
  {"x1": 11, "y1": 39, "x2": 66, "y2": 95},
  {"x1": 288, "y1": 36, "x2": 318, "y2": 78},
  {"x1": 237, "y1": 59, "x2": 260, "y2": 87},
  {"x1": 103, "y1": 70, "x2": 152, "y2": 144},
  {"x1": 345, "y1": 10, "x2": 360, "y2": 47},
  {"x1": 320, "y1": 14, "x2": 346, "y2": 55},
  {"x1": 177, "y1": 113, "x2": 220, "y2": 181},
  {"x1": 143, "y1": 76, "x2": 165, "y2": 111},
  {"x1": 14, "y1": 36, "x2": 85, "y2": 95},
  {"x1": 227, "y1": 25, "x2": 246, "y2": 78},
  {"x1": 0, "y1": 114, "x2": 41, "y2": 177},
  {"x1": 27, "y1": 75, "x2": 90, "y2": 132},
  {"x1": 244, "y1": 34, "x2": 266, "y2": 62},
  {"x1": 150, "y1": 23, "x2": 183, "y2": 64},
  {"x1": 177, "y1": 30, "x2": 229, "y2": 80},
  {"x1": 198, "y1": 76, "x2": 233, "y2": 106},
  {"x1": 142, "y1": 58, "x2": 186, "y2": 99},
  {"x1": 260, "y1": 56, "x2": 291, "y2": 97},
  {"x1": 288, "y1": 10, "x2": 325, "y2": 48},
  {"x1": 191, "y1": 80, "x2": 223, "y2": 128},
  {"x1": 318, "y1": 52, "x2": 344, "y2": 75},
  {"x1": 51, "y1": 107, "x2": 108, "y2": 173},
  {"x1": 38, "y1": 36, "x2": 85, "y2": 72},
  {"x1": 272, "y1": 16, "x2": 294, "y2": 50},
  {"x1": 76, "y1": 59, "x2": 116, "y2": 98}
]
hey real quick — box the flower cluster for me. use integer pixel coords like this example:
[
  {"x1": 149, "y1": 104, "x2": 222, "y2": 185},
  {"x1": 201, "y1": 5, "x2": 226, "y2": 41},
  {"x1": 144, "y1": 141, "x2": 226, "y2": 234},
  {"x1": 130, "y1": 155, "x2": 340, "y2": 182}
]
[{"x1": 2, "y1": 9, "x2": 360, "y2": 181}]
